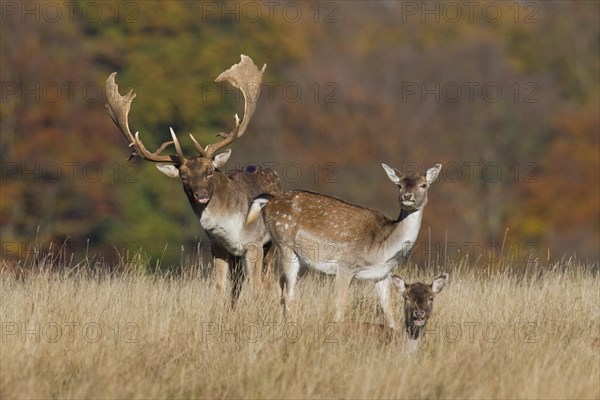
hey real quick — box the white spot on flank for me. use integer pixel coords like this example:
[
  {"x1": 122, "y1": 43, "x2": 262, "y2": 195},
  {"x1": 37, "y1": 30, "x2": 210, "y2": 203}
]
[{"x1": 284, "y1": 223, "x2": 289, "y2": 229}]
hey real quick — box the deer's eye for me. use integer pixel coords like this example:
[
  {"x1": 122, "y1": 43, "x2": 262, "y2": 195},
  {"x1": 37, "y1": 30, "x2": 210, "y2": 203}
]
[
  {"x1": 180, "y1": 174, "x2": 188, "y2": 180},
  {"x1": 428, "y1": 297, "x2": 433, "y2": 303},
  {"x1": 420, "y1": 184, "x2": 428, "y2": 189}
]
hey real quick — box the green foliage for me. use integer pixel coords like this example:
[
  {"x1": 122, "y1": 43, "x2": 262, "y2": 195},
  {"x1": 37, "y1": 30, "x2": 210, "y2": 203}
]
[{"x1": 104, "y1": 163, "x2": 202, "y2": 267}]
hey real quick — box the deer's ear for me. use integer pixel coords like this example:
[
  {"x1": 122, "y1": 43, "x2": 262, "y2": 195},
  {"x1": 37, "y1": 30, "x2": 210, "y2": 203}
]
[
  {"x1": 213, "y1": 149, "x2": 232, "y2": 169},
  {"x1": 431, "y1": 273, "x2": 449, "y2": 293},
  {"x1": 382, "y1": 163, "x2": 403, "y2": 185},
  {"x1": 426, "y1": 164, "x2": 442, "y2": 184},
  {"x1": 390, "y1": 274, "x2": 407, "y2": 294},
  {"x1": 156, "y1": 164, "x2": 180, "y2": 178}
]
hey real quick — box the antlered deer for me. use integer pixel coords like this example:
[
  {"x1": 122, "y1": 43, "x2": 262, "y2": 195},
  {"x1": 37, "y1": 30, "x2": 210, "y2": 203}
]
[
  {"x1": 246, "y1": 163, "x2": 441, "y2": 328},
  {"x1": 105, "y1": 55, "x2": 282, "y2": 304}
]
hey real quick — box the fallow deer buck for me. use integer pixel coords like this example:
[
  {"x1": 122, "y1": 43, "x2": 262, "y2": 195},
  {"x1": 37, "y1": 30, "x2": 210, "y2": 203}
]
[
  {"x1": 105, "y1": 55, "x2": 282, "y2": 304},
  {"x1": 246, "y1": 163, "x2": 441, "y2": 328}
]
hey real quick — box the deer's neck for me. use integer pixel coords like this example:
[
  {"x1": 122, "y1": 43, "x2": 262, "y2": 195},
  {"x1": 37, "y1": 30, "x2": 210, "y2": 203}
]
[
  {"x1": 192, "y1": 173, "x2": 248, "y2": 222},
  {"x1": 212, "y1": 173, "x2": 248, "y2": 211},
  {"x1": 194, "y1": 173, "x2": 251, "y2": 256},
  {"x1": 380, "y1": 208, "x2": 423, "y2": 261}
]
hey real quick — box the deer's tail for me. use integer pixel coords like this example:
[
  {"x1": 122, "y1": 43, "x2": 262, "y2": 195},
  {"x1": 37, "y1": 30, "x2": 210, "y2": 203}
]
[{"x1": 246, "y1": 194, "x2": 273, "y2": 225}]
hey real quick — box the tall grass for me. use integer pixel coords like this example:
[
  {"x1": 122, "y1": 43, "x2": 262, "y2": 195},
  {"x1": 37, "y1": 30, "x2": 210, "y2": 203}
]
[{"x1": 1, "y1": 254, "x2": 598, "y2": 399}]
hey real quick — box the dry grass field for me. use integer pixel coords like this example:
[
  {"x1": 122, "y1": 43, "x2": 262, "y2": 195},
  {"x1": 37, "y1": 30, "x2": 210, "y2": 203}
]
[{"x1": 1, "y1": 253, "x2": 598, "y2": 399}]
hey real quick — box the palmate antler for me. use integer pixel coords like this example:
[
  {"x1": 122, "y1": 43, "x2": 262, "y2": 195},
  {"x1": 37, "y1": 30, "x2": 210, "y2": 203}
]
[
  {"x1": 105, "y1": 72, "x2": 185, "y2": 164},
  {"x1": 105, "y1": 55, "x2": 266, "y2": 164},
  {"x1": 189, "y1": 54, "x2": 266, "y2": 159}
]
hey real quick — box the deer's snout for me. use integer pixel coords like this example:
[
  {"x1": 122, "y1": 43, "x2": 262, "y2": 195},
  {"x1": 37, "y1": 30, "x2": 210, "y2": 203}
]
[
  {"x1": 402, "y1": 193, "x2": 415, "y2": 202},
  {"x1": 413, "y1": 309, "x2": 426, "y2": 319},
  {"x1": 194, "y1": 191, "x2": 210, "y2": 204}
]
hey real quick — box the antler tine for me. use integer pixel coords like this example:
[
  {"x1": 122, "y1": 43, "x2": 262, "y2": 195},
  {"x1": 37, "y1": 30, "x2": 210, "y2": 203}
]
[
  {"x1": 198, "y1": 55, "x2": 266, "y2": 159},
  {"x1": 105, "y1": 72, "x2": 185, "y2": 164},
  {"x1": 189, "y1": 133, "x2": 208, "y2": 158},
  {"x1": 169, "y1": 127, "x2": 186, "y2": 162}
]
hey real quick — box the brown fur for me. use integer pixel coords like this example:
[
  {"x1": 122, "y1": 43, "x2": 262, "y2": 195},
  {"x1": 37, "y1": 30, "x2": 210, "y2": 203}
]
[
  {"x1": 249, "y1": 164, "x2": 442, "y2": 326},
  {"x1": 106, "y1": 56, "x2": 275, "y2": 306},
  {"x1": 178, "y1": 157, "x2": 281, "y2": 305},
  {"x1": 340, "y1": 274, "x2": 449, "y2": 344}
]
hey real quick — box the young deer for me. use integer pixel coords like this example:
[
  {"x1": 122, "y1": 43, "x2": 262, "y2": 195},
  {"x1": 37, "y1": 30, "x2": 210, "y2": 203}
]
[
  {"x1": 105, "y1": 55, "x2": 282, "y2": 304},
  {"x1": 344, "y1": 273, "x2": 449, "y2": 346},
  {"x1": 393, "y1": 273, "x2": 448, "y2": 341},
  {"x1": 246, "y1": 163, "x2": 441, "y2": 327}
]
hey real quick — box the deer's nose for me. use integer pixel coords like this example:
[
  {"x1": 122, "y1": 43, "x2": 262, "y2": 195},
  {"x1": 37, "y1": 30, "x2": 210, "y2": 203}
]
[
  {"x1": 194, "y1": 192, "x2": 210, "y2": 204},
  {"x1": 413, "y1": 309, "x2": 426, "y2": 319},
  {"x1": 402, "y1": 193, "x2": 415, "y2": 201}
]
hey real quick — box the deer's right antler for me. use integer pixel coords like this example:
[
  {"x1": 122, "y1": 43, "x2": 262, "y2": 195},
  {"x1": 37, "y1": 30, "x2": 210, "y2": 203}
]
[{"x1": 105, "y1": 72, "x2": 186, "y2": 164}]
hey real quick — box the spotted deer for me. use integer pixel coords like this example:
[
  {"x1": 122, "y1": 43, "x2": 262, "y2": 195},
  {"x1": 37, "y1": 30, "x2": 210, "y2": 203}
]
[
  {"x1": 105, "y1": 55, "x2": 282, "y2": 304},
  {"x1": 246, "y1": 163, "x2": 441, "y2": 327},
  {"x1": 343, "y1": 273, "x2": 449, "y2": 347}
]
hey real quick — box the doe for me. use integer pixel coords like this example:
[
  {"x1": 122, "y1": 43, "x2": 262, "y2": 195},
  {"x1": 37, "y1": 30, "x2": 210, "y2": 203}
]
[{"x1": 247, "y1": 163, "x2": 442, "y2": 327}]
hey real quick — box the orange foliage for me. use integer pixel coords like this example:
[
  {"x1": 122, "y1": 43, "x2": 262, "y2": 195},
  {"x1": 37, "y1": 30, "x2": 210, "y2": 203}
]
[{"x1": 519, "y1": 102, "x2": 599, "y2": 258}]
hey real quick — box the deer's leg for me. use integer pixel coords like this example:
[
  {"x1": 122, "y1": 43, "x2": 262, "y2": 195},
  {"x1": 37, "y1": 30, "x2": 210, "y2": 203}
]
[
  {"x1": 334, "y1": 268, "x2": 354, "y2": 322},
  {"x1": 279, "y1": 246, "x2": 300, "y2": 318},
  {"x1": 229, "y1": 256, "x2": 245, "y2": 308},
  {"x1": 375, "y1": 276, "x2": 398, "y2": 330},
  {"x1": 262, "y1": 243, "x2": 276, "y2": 290},
  {"x1": 243, "y1": 241, "x2": 263, "y2": 297},
  {"x1": 211, "y1": 243, "x2": 229, "y2": 295},
  {"x1": 211, "y1": 243, "x2": 244, "y2": 308}
]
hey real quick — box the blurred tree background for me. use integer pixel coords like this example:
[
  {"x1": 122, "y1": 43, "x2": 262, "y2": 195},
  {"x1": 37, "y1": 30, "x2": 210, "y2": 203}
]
[{"x1": 1, "y1": 1, "x2": 598, "y2": 268}]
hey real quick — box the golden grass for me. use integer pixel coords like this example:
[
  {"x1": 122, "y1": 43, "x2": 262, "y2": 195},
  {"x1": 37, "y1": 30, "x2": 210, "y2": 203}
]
[{"x1": 1, "y1": 259, "x2": 598, "y2": 399}]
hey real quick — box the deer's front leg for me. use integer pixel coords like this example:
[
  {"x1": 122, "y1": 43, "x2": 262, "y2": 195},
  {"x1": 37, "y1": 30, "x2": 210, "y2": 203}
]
[
  {"x1": 244, "y1": 242, "x2": 264, "y2": 297},
  {"x1": 334, "y1": 268, "x2": 354, "y2": 322},
  {"x1": 211, "y1": 243, "x2": 229, "y2": 294},
  {"x1": 215, "y1": 257, "x2": 229, "y2": 294},
  {"x1": 375, "y1": 275, "x2": 397, "y2": 330}
]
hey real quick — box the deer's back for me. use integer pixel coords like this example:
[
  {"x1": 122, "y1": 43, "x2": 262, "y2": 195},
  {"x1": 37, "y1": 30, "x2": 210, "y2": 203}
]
[
  {"x1": 227, "y1": 166, "x2": 282, "y2": 199},
  {"x1": 263, "y1": 190, "x2": 394, "y2": 252}
]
